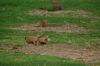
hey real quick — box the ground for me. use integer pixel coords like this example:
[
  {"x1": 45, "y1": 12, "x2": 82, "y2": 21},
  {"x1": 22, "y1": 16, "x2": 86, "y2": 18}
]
[
  {"x1": 0, "y1": 44, "x2": 100, "y2": 62},
  {"x1": 11, "y1": 23, "x2": 87, "y2": 32}
]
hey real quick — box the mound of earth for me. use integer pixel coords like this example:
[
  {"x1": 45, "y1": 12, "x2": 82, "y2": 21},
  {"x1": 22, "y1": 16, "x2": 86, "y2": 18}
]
[
  {"x1": 0, "y1": 44, "x2": 13, "y2": 50},
  {"x1": 42, "y1": 24, "x2": 87, "y2": 32},
  {"x1": 28, "y1": 9, "x2": 100, "y2": 19},
  {"x1": 11, "y1": 24, "x2": 87, "y2": 32},
  {"x1": 1, "y1": 44, "x2": 99, "y2": 62},
  {"x1": 17, "y1": 44, "x2": 100, "y2": 62},
  {"x1": 28, "y1": 9, "x2": 92, "y2": 18}
]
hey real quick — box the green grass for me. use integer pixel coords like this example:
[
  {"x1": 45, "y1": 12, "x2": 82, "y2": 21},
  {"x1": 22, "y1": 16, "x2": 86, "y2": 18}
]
[
  {"x1": 0, "y1": 0, "x2": 100, "y2": 66},
  {"x1": 0, "y1": 28, "x2": 100, "y2": 48},
  {"x1": 0, "y1": 50, "x2": 86, "y2": 66},
  {"x1": 0, "y1": 0, "x2": 99, "y2": 48}
]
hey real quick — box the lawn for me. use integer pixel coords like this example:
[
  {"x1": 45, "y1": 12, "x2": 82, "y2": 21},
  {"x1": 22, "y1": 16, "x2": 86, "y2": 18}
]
[
  {"x1": 0, "y1": 50, "x2": 86, "y2": 66},
  {"x1": 0, "y1": 0, "x2": 100, "y2": 66}
]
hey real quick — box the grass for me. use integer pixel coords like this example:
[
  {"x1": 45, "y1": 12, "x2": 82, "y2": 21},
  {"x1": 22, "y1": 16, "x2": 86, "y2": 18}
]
[
  {"x1": 0, "y1": 50, "x2": 86, "y2": 66},
  {"x1": 0, "y1": 28, "x2": 100, "y2": 48},
  {"x1": 0, "y1": 0, "x2": 100, "y2": 66},
  {"x1": 0, "y1": 0, "x2": 100, "y2": 47}
]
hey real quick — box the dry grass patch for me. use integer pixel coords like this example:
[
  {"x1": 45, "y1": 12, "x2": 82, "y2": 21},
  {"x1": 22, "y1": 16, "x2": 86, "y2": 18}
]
[
  {"x1": 10, "y1": 24, "x2": 87, "y2": 32},
  {"x1": 1, "y1": 44, "x2": 100, "y2": 62},
  {"x1": 28, "y1": 9, "x2": 94, "y2": 18}
]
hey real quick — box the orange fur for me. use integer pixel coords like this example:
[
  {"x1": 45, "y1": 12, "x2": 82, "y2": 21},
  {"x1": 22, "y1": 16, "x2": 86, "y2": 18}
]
[
  {"x1": 32, "y1": 20, "x2": 48, "y2": 28},
  {"x1": 52, "y1": 2, "x2": 62, "y2": 11},
  {"x1": 40, "y1": 20, "x2": 48, "y2": 27},
  {"x1": 25, "y1": 35, "x2": 41, "y2": 45},
  {"x1": 38, "y1": 36, "x2": 48, "y2": 45},
  {"x1": 25, "y1": 35, "x2": 48, "y2": 45}
]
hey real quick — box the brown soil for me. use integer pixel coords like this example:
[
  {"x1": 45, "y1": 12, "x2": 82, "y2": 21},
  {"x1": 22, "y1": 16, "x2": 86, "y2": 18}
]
[
  {"x1": 0, "y1": 44, "x2": 13, "y2": 50},
  {"x1": 42, "y1": 24, "x2": 87, "y2": 32},
  {"x1": 17, "y1": 44, "x2": 100, "y2": 62},
  {"x1": 10, "y1": 24, "x2": 87, "y2": 32},
  {"x1": 0, "y1": 44, "x2": 100, "y2": 62},
  {"x1": 28, "y1": 9, "x2": 91, "y2": 17},
  {"x1": 28, "y1": 9, "x2": 100, "y2": 19}
]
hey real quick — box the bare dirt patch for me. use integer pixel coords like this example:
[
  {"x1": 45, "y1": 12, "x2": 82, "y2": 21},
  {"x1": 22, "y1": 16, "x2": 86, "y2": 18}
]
[
  {"x1": 28, "y1": 9, "x2": 100, "y2": 19},
  {"x1": 10, "y1": 24, "x2": 87, "y2": 32},
  {"x1": 0, "y1": 44, "x2": 100, "y2": 62},
  {"x1": 0, "y1": 44, "x2": 19, "y2": 50},
  {"x1": 16, "y1": 44, "x2": 100, "y2": 62},
  {"x1": 28, "y1": 9, "x2": 92, "y2": 18},
  {"x1": 42, "y1": 24, "x2": 87, "y2": 32}
]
